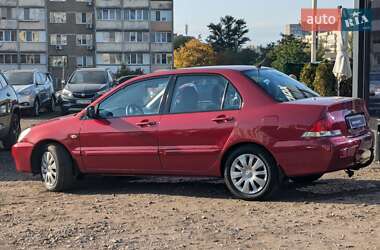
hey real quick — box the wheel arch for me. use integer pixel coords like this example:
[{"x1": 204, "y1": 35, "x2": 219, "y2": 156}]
[
  {"x1": 220, "y1": 141, "x2": 285, "y2": 177},
  {"x1": 30, "y1": 139, "x2": 80, "y2": 176}
]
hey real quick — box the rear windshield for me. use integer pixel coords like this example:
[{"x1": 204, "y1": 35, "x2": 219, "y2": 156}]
[
  {"x1": 243, "y1": 69, "x2": 319, "y2": 102},
  {"x1": 4, "y1": 72, "x2": 33, "y2": 85},
  {"x1": 69, "y1": 71, "x2": 107, "y2": 85}
]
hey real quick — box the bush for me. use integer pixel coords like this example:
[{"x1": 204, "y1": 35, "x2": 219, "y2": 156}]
[
  {"x1": 300, "y1": 63, "x2": 317, "y2": 90},
  {"x1": 339, "y1": 78, "x2": 352, "y2": 97},
  {"x1": 313, "y1": 63, "x2": 336, "y2": 96},
  {"x1": 116, "y1": 64, "x2": 144, "y2": 79}
]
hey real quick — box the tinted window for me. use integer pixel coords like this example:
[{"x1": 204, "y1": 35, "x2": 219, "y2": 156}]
[
  {"x1": 69, "y1": 71, "x2": 107, "y2": 84},
  {"x1": 4, "y1": 71, "x2": 34, "y2": 85},
  {"x1": 243, "y1": 69, "x2": 319, "y2": 102},
  {"x1": 98, "y1": 77, "x2": 169, "y2": 118},
  {"x1": 223, "y1": 84, "x2": 242, "y2": 110},
  {"x1": 170, "y1": 75, "x2": 228, "y2": 114}
]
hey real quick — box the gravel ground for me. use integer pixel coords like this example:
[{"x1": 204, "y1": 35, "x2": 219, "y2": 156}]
[{"x1": 1, "y1": 112, "x2": 380, "y2": 249}]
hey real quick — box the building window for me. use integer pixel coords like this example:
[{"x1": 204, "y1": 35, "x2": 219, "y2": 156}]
[
  {"x1": 0, "y1": 54, "x2": 17, "y2": 64},
  {"x1": 19, "y1": 31, "x2": 45, "y2": 42},
  {"x1": 97, "y1": 53, "x2": 122, "y2": 65},
  {"x1": 152, "y1": 32, "x2": 172, "y2": 43},
  {"x1": 19, "y1": 8, "x2": 45, "y2": 21},
  {"x1": 125, "y1": 9, "x2": 148, "y2": 21},
  {"x1": 96, "y1": 32, "x2": 123, "y2": 43},
  {"x1": 96, "y1": 8, "x2": 122, "y2": 21},
  {"x1": 50, "y1": 12, "x2": 66, "y2": 23},
  {"x1": 153, "y1": 53, "x2": 173, "y2": 65},
  {"x1": 76, "y1": 34, "x2": 93, "y2": 46},
  {"x1": 126, "y1": 53, "x2": 143, "y2": 65},
  {"x1": 50, "y1": 34, "x2": 67, "y2": 45},
  {"x1": 20, "y1": 54, "x2": 41, "y2": 64},
  {"x1": 76, "y1": 12, "x2": 92, "y2": 24},
  {"x1": 125, "y1": 32, "x2": 149, "y2": 42},
  {"x1": 76, "y1": 56, "x2": 93, "y2": 67},
  {"x1": 0, "y1": 7, "x2": 17, "y2": 20},
  {"x1": 151, "y1": 10, "x2": 172, "y2": 22},
  {"x1": 50, "y1": 56, "x2": 67, "y2": 67},
  {"x1": 0, "y1": 30, "x2": 17, "y2": 42}
]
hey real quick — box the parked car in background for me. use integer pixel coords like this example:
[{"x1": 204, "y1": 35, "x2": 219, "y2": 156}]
[
  {"x1": 60, "y1": 68, "x2": 116, "y2": 115},
  {"x1": 117, "y1": 75, "x2": 141, "y2": 85},
  {"x1": 12, "y1": 66, "x2": 374, "y2": 200},
  {"x1": 4, "y1": 70, "x2": 56, "y2": 116},
  {"x1": 0, "y1": 73, "x2": 20, "y2": 149}
]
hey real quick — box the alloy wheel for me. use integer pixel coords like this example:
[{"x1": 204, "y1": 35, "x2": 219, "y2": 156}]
[
  {"x1": 230, "y1": 154, "x2": 268, "y2": 195},
  {"x1": 41, "y1": 151, "x2": 57, "y2": 188}
]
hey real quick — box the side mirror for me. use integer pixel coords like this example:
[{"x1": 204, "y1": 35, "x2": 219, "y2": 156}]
[{"x1": 86, "y1": 105, "x2": 98, "y2": 119}]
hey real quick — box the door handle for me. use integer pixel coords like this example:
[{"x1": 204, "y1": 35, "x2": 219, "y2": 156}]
[
  {"x1": 136, "y1": 120, "x2": 158, "y2": 127},
  {"x1": 212, "y1": 115, "x2": 235, "y2": 123}
]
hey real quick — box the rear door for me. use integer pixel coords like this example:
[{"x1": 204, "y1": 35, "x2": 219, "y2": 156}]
[{"x1": 158, "y1": 74, "x2": 242, "y2": 175}]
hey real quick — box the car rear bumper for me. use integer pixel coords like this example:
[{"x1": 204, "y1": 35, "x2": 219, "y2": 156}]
[
  {"x1": 12, "y1": 142, "x2": 34, "y2": 173},
  {"x1": 276, "y1": 131, "x2": 375, "y2": 177}
]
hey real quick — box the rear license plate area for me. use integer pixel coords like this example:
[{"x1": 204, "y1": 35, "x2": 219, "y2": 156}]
[{"x1": 346, "y1": 114, "x2": 366, "y2": 129}]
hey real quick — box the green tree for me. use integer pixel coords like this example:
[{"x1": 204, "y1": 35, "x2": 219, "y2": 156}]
[
  {"x1": 207, "y1": 15, "x2": 250, "y2": 52},
  {"x1": 173, "y1": 34, "x2": 194, "y2": 50},
  {"x1": 270, "y1": 34, "x2": 310, "y2": 73},
  {"x1": 300, "y1": 63, "x2": 317, "y2": 90},
  {"x1": 313, "y1": 63, "x2": 336, "y2": 96},
  {"x1": 174, "y1": 39, "x2": 216, "y2": 68},
  {"x1": 116, "y1": 64, "x2": 144, "y2": 79},
  {"x1": 216, "y1": 47, "x2": 260, "y2": 65}
]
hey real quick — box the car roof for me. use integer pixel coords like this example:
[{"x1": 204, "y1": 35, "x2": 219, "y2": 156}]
[
  {"x1": 5, "y1": 69, "x2": 37, "y2": 73},
  {"x1": 75, "y1": 68, "x2": 109, "y2": 72}
]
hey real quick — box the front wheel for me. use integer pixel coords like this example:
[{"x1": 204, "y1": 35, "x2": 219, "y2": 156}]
[
  {"x1": 224, "y1": 145, "x2": 280, "y2": 201},
  {"x1": 2, "y1": 113, "x2": 21, "y2": 150},
  {"x1": 40, "y1": 143, "x2": 74, "y2": 192}
]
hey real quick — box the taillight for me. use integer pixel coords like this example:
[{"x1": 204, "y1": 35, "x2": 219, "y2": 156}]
[{"x1": 302, "y1": 113, "x2": 343, "y2": 138}]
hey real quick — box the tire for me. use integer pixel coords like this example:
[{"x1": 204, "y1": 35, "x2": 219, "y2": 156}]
[
  {"x1": 2, "y1": 113, "x2": 21, "y2": 150},
  {"x1": 39, "y1": 143, "x2": 74, "y2": 192},
  {"x1": 290, "y1": 174, "x2": 323, "y2": 184},
  {"x1": 60, "y1": 105, "x2": 68, "y2": 116},
  {"x1": 48, "y1": 96, "x2": 56, "y2": 112},
  {"x1": 224, "y1": 145, "x2": 280, "y2": 201},
  {"x1": 31, "y1": 99, "x2": 40, "y2": 117}
]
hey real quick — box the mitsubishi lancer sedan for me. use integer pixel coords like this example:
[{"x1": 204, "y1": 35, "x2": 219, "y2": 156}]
[{"x1": 12, "y1": 66, "x2": 374, "y2": 200}]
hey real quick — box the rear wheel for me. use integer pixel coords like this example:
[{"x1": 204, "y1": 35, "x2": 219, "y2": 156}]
[
  {"x1": 224, "y1": 145, "x2": 280, "y2": 201},
  {"x1": 48, "y1": 96, "x2": 56, "y2": 112},
  {"x1": 2, "y1": 113, "x2": 21, "y2": 150},
  {"x1": 290, "y1": 174, "x2": 323, "y2": 184},
  {"x1": 40, "y1": 143, "x2": 74, "y2": 192},
  {"x1": 31, "y1": 99, "x2": 40, "y2": 116}
]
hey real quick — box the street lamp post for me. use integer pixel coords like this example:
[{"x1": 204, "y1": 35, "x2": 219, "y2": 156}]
[{"x1": 311, "y1": 0, "x2": 318, "y2": 63}]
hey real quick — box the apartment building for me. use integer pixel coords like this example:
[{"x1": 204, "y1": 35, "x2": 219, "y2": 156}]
[
  {"x1": 284, "y1": 24, "x2": 309, "y2": 38},
  {"x1": 0, "y1": 0, "x2": 47, "y2": 72},
  {"x1": 0, "y1": 0, "x2": 173, "y2": 83},
  {"x1": 95, "y1": 0, "x2": 173, "y2": 73},
  {"x1": 47, "y1": 0, "x2": 95, "y2": 82}
]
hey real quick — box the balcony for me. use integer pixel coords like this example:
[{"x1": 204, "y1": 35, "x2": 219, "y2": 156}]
[
  {"x1": 96, "y1": 43, "x2": 123, "y2": 52},
  {"x1": 124, "y1": 21, "x2": 149, "y2": 30},
  {"x1": 95, "y1": 0, "x2": 122, "y2": 7},
  {"x1": 0, "y1": 42, "x2": 17, "y2": 51},
  {"x1": 123, "y1": 0, "x2": 149, "y2": 8},
  {"x1": 19, "y1": 0, "x2": 45, "y2": 7},
  {"x1": 96, "y1": 20, "x2": 123, "y2": 30},
  {"x1": 0, "y1": 20, "x2": 17, "y2": 30},
  {"x1": 124, "y1": 42, "x2": 149, "y2": 52},
  {"x1": 151, "y1": 43, "x2": 172, "y2": 52},
  {"x1": 151, "y1": 21, "x2": 172, "y2": 31},
  {"x1": 20, "y1": 42, "x2": 47, "y2": 52},
  {"x1": 0, "y1": 0, "x2": 17, "y2": 7},
  {"x1": 19, "y1": 21, "x2": 45, "y2": 30},
  {"x1": 151, "y1": 1, "x2": 172, "y2": 9}
]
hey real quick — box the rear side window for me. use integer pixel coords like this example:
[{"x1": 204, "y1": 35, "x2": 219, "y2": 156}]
[
  {"x1": 223, "y1": 84, "x2": 242, "y2": 110},
  {"x1": 170, "y1": 75, "x2": 228, "y2": 114},
  {"x1": 243, "y1": 69, "x2": 319, "y2": 102}
]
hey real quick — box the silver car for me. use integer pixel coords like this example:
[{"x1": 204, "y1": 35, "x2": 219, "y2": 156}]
[{"x1": 4, "y1": 70, "x2": 55, "y2": 116}]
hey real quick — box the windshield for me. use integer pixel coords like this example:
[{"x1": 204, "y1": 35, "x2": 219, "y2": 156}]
[
  {"x1": 243, "y1": 69, "x2": 319, "y2": 102},
  {"x1": 69, "y1": 71, "x2": 107, "y2": 85},
  {"x1": 4, "y1": 72, "x2": 34, "y2": 85}
]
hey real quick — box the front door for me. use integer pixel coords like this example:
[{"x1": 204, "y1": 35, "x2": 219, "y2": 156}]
[
  {"x1": 158, "y1": 74, "x2": 242, "y2": 175},
  {"x1": 79, "y1": 76, "x2": 170, "y2": 173}
]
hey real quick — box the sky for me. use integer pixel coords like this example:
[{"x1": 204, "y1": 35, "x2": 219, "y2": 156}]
[{"x1": 174, "y1": 0, "x2": 354, "y2": 46}]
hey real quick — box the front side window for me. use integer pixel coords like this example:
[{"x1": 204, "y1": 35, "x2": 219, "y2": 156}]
[
  {"x1": 170, "y1": 75, "x2": 229, "y2": 114},
  {"x1": 98, "y1": 77, "x2": 170, "y2": 118},
  {"x1": 243, "y1": 69, "x2": 319, "y2": 102}
]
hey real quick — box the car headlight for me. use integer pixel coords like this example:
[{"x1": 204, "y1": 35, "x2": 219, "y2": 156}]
[
  {"x1": 62, "y1": 89, "x2": 73, "y2": 97},
  {"x1": 19, "y1": 89, "x2": 32, "y2": 96},
  {"x1": 18, "y1": 128, "x2": 31, "y2": 143}
]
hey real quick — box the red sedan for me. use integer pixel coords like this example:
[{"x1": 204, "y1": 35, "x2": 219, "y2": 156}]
[{"x1": 12, "y1": 66, "x2": 374, "y2": 200}]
